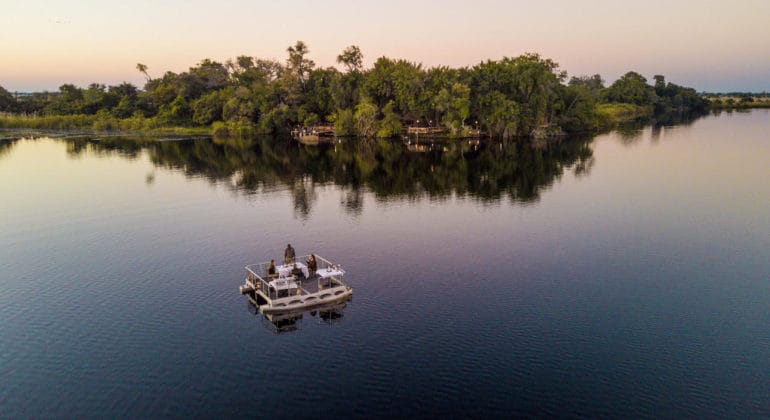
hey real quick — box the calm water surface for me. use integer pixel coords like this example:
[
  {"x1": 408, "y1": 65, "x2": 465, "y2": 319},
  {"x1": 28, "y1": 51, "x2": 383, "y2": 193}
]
[{"x1": 1, "y1": 110, "x2": 768, "y2": 417}]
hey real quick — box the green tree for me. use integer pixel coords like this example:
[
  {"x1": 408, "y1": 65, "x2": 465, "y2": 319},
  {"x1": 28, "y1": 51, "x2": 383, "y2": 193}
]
[
  {"x1": 434, "y1": 82, "x2": 470, "y2": 134},
  {"x1": 331, "y1": 71, "x2": 363, "y2": 110},
  {"x1": 304, "y1": 67, "x2": 339, "y2": 121},
  {"x1": 254, "y1": 59, "x2": 284, "y2": 83},
  {"x1": 189, "y1": 59, "x2": 229, "y2": 92},
  {"x1": 193, "y1": 89, "x2": 227, "y2": 125},
  {"x1": 222, "y1": 86, "x2": 257, "y2": 123},
  {"x1": 604, "y1": 71, "x2": 654, "y2": 105},
  {"x1": 112, "y1": 96, "x2": 136, "y2": 118},
  {"x1": 0, "y1": 85, "x2": 18, "y2": 112},
  {"x1": 479, "y1": 91, "x2": 519, "y2": 138},
  {"x1": 653, "y1": 74, "x2": 666, "y2": 95},
  {"x1": 568, "y1": 74, "x2": 604, "y2": 101},
  {"x1": 81, "y1": 83, "x2": 113, "y2": 114},
  {"x1": 46, "y1": 84, "x2": 83, "y2": 115},
  {"x1": 286, "y1": 41, "x2": 315, "y2": 86},
  {"x1": 303, "y1": 113, "x2": 320, "y2": 127},
  {"x1": 258, "y1": 104, "x2": 292, "y2": 133},
  {"x1": 107, "y1": 82, "x2": 139, "y2": 118},
  {"x1": 281, "y1": 41, "x2": 316, "y2": 110},
  {"x1": 354, "y1": 99, "x2": 378, "y2": 137},
  {"x1": 331, "y1": 108, "x2": 355, "y2": 136},
  {"x1": 337, "y1": 45, "x2": 363, "y2": 73},
  {"x1": 558, "y1": 84, "x2": 598, "y2": 132},
  {"x1": 136, "y1": 63, "x2": 151, "y2": 82},
  {"x1": 420, "y1": 66, "x2": 463, "y2": 123},
  {"x1": 157, "y1": 95, "x2": 192, "y2": 125},
  {"x1": 469, "y1": 54, "x2": 563, "y2": 137},
  {"x1": 377, "y1": 100, "x2": 402, "y2": 138},
  {"x1": 363, "y1": 57, "x2": 423, "y2": 115},
  {"x1": 143, "y1": 72, "x2": 181, "y2": 113}
]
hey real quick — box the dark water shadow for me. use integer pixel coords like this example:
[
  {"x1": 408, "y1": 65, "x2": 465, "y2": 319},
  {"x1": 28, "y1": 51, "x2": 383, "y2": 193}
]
[{"x1": 13, "y1": 132, "x2": 600, "y2": 216}]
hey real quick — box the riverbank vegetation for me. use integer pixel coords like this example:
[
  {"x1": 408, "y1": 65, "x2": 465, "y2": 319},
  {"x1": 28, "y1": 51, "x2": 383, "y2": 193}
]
[
  {"x1": 1, "y1": 42, "x2": 709, "y2": 139},
  {"x1": 703, "y1": 92, "x2": 770, "y2": 109},
  {"x1": 0, "y1": 113, "x2": 208, "y2": 135}
]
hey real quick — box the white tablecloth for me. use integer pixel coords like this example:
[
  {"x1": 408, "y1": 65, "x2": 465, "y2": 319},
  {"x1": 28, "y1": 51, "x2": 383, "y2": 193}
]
[
  {"x1": 268, "y1": 278, "x2": 298, "y2": 291},
  {"x1": 317, "y1": 268, "x2": 345, "y2": 278},
  {"x1": 276, "y1": 262, "x2": 342, "y2": 279},
  {"x1": 277, "y1": 263, "x2": 309, "y2": 279}
]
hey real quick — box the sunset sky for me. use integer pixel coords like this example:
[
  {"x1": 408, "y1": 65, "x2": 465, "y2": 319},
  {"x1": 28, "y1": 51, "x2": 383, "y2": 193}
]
[{"x1": 1, "y1": 0, "x2": 769, "y2": 92}]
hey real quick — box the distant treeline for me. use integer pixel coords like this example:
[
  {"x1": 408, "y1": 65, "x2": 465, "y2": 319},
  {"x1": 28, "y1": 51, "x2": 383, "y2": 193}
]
[
  {"x1": 0, "y1": 42, "x2": 709, "y2": 138},
  {"x1": 702, "y1": 92, "x2": 770, "y2": 109},
  {"x1": 703, "y1": 92, "x2": 769, "y2": 98}
]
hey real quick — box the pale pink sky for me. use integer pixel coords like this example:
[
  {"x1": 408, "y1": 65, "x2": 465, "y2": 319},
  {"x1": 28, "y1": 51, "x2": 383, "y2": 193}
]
[{"x1": 1, "y1": 0, "x2": 769, "y2": 92}]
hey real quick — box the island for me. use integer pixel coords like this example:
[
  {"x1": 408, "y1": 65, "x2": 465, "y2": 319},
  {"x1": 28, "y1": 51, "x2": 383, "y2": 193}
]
[{"x1": 0, "y1": 42, "x2": 712, "y2": 139}]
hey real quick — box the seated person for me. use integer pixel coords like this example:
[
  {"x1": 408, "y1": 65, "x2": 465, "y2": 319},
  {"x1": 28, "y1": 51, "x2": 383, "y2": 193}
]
[
  {"x1": 266, "y1": 259, "x2": 278, "y2": 278},
  {"x1": 290, "y1": 263, "x2": 304, "y2": 280},
  {"x1": 306, "y1": 254, "x2": 318, "y2": 276}
]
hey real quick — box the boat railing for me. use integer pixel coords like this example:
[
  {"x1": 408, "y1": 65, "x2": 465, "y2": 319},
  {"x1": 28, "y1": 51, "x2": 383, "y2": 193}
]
[
  {"x1": 245, "y1": 262, "x2": 273, "y2": 295},
  {"x1": 245, "y1": 255, "x2": 347, "y2": 292},
  {"x1": 309, "y1": 255, "x2": 342, "y2": 273},
  {"x1": 303, "y1": 255, "x2": 347, "y2": 286},
  {"x1": 274, "y1": 255, "x2": 344, "y2": 276}
]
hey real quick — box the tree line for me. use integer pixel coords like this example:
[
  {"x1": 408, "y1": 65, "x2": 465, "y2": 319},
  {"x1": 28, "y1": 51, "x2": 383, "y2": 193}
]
[{"x1": 0, "y1": 42, "x2": 708, "y2": 138}]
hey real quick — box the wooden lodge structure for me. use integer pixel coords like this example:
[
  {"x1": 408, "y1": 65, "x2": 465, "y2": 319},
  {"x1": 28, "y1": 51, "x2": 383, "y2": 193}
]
[
  {"x1": 291, "y1": 123, "x2": 484, "y2": 141},
  {"x1": 406, "y1": 126, "x2": 445, "y2": 135}
]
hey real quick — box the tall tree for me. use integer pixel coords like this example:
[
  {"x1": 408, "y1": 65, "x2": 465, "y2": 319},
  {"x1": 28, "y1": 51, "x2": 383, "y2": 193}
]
[
  {"x1": 653, "y1": 74, "x2": 666, "y2": 93},
  {"x1": 136, "y1": 63, "x2": 151, "y2": 82},
  {"x1": 190, "y1": 59, "x2": 230, "y2": 92},
  {"x1": 354, "y1": 99, "x2": 378, "y2": 137},
  {"x1": 604, "y1": 71, "x2": 653, "y2": 105},
  {"x1": 286, "y1": 41, "x2": 315, "y2": 84},
  {"x1": 569, "y1": 74, "x2": 604, "y2": 101},
  {"x1": 337, "y1": 45, "x2": 363, "y2": 73},
  {"x1": 377, "y1": 100, "x2": 402, "y2": 138},
  {"x1": 282, "y1": 41, "x2": 315, "y2": 108}
]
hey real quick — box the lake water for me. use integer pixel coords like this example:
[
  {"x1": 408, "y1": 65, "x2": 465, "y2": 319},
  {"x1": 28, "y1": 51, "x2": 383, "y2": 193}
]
[{"x1": 1, "y1": 110, "x2": 768, "y2": 418}]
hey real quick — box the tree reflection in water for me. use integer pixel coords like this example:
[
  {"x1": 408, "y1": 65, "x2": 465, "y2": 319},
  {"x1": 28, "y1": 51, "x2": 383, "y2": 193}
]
[
  {"x1": 60, "y1": 134, "x2": 595, "y2": 217},
  {"x1": 0, "y1": 138, "x2": 19, "y2": 159}
]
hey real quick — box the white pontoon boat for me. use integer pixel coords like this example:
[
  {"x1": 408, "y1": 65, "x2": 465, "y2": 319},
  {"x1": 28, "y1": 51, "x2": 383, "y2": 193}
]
[{"x1": 239, "y1": 255, "x2": 352, "y2": 314}]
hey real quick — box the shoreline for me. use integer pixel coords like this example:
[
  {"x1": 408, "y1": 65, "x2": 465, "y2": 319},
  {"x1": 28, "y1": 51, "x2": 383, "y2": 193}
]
[
  {"x1": 3, "y1": 103, "x2": 750, "y2": 138},
  {"x1": 0, "y1": 105, "x2": 695, "y2": 141}
]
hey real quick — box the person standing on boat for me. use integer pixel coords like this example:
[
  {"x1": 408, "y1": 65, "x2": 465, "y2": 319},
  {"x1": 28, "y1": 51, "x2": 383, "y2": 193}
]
[
  {"x1": 284, "y1": 244, "x2": 296, "y2": 265},
  {"x1": 307, "y1": 254, "x2": 318, "y2": 276}
]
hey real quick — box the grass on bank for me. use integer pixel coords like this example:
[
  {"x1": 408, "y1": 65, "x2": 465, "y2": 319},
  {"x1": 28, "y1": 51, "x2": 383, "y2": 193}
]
[
  {"x1": 0, "y1": 114, "x2": 209, "y2": 136},
  {"x1": 707, "y1": 97, "x2": 770, "y2": 109},
  {"x1": 595, "y1": 103, "x2": 652, "y2": 128}
]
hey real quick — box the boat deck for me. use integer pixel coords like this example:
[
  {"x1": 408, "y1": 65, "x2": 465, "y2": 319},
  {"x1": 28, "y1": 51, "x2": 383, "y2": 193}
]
[{"x1": 241, "y1": 255, "x2": 351, "y2": 313}]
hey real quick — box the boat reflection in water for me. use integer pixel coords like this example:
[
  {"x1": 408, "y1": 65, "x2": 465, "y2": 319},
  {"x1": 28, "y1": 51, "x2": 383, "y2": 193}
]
[
  {"x1": 238, "y1": 255, "x2": 352, "y2": 336},
  {"x1": 246, "y1": 299, "x2": 350, "y2": 334}
]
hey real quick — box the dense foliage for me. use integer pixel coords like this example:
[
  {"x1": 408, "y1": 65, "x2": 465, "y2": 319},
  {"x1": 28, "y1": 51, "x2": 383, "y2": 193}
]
[
  {"x1": 703, "y1": 92, "x2": 770, "y2": 109},
  {"x1": 1, "y1": 42, "x2": 709, "y2": 138}
]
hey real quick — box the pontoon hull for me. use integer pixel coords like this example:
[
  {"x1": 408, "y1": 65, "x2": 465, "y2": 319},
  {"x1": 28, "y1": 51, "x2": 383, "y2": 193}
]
[{"x1": 257, "y1": 286, "x2": 352, "y2": 314}]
